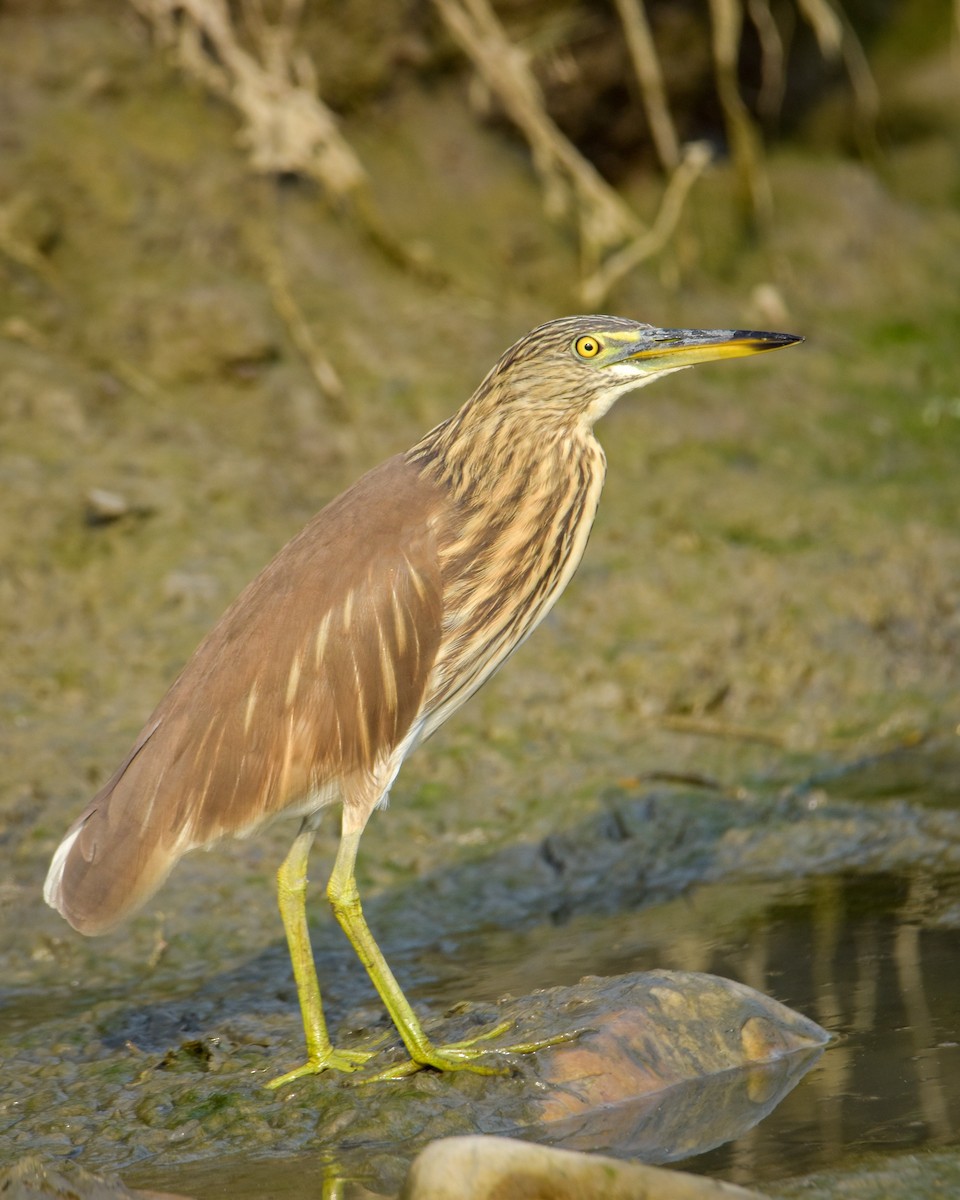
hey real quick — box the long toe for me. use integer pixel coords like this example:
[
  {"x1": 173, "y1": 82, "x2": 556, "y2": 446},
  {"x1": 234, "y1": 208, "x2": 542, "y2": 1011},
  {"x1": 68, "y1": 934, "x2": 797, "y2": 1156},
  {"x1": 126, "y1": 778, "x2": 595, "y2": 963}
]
[
  {"x1": 266, "y1": 1045, "x2": 379, "y2": 1089},
  {"x1": 362, "y1": 1024, "x2": 581, "y2": 1082},
  {"x1": 363, "y1": 1044, "x2": 511, "y2": 1082}
]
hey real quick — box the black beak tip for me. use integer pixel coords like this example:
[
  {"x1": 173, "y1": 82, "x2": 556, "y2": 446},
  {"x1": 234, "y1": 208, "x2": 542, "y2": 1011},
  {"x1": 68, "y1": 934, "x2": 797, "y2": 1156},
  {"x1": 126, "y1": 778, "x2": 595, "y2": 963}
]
[{"x1": 746, "y1": 330, "x2": 805, "y2": 350}]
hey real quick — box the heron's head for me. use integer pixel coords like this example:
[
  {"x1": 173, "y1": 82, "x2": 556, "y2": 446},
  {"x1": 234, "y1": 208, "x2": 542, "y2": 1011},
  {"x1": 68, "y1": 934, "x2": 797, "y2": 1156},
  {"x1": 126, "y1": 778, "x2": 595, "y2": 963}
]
[{"x1": 483, "y1": 314, "x2": 803, "y2": 427}]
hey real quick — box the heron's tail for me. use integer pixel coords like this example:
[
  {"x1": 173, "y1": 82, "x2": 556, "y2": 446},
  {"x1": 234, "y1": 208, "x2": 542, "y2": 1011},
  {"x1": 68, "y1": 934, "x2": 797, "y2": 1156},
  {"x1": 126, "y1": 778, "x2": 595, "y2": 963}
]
[{"x1": 43, "y1": 721, "x2": 184, "y2": 935}]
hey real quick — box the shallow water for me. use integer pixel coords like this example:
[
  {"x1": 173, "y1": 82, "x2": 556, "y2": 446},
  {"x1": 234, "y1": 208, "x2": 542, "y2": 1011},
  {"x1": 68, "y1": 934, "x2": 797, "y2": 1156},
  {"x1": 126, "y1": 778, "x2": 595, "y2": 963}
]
[
  {"x1": 6, "y1": 744, "x2": 957, "y2": 1198},
  {"x1": 122, "y1": 865, "x2": 960, "y2": 1198},
  {"x1": 422, "y1": 870, "x2": 960, "y2": 1184}
]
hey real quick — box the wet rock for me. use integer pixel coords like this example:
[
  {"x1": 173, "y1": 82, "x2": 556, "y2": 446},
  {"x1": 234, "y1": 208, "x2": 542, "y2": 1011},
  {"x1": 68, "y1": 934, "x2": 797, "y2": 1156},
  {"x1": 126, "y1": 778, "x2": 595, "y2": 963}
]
[
  {"x1": 292, "y1": 969, "x2": 825, "y2": 1192},
  {"x1": 84, "y1": 488, "x2": 130, "y2": 525},
  {"x1": 341, "y1": 969, "x2": 828, "y2": 1130},
  {"x1": 401, "y1": 1135, "x2": 769, "y2": 1200},
  {"x1": 504, "y1": 970, "x2": 828, "y2": 1163}
]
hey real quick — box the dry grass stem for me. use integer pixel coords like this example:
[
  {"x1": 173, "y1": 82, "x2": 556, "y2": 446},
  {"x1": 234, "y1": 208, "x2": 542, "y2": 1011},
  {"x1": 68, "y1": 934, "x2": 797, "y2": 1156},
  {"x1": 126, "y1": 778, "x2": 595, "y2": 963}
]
[
  {"x1": 653, "y1": 715, "x2": 789, "y2": 748},
  {"x1": 0, "y1": 192, "x2": 60, "y2": 288},
  {"x1": 432, "y1": 0, "x2": 645, "y2": 266},
  {"x1": 581, "y1": 142, "x2": 712, "y2": 306},
  {"x1": 708, "y1": 0, "x2": 773, "y2": 226},
  {"x1": 797, "y1": 0, "x2": 844, "y2": 57},
  {"x1": 611, "y1": 0, "x2": 680, "y2": 171},
  {"x1": 797, "y1": 0, "x2": 879, "y2": 141},
  {"x1": 433, "y1": 0, "x2": 714, "y2": 300},
  {"x1": 254, "y1": 234, "x2": 349, "y2": 420},
  {"x1": 747, "y1": 0, "x2": 786, "y2": 124},
  {"x1": 839, "y1": 30, "x2": 881, "y2": 148}
]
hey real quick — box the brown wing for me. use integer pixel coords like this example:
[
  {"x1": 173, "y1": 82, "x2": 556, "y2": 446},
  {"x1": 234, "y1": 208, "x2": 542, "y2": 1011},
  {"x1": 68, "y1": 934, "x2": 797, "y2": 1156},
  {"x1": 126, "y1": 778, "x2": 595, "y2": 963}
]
[{"x1": 46, "y1": 455, "x2": 447, "y2": 934}]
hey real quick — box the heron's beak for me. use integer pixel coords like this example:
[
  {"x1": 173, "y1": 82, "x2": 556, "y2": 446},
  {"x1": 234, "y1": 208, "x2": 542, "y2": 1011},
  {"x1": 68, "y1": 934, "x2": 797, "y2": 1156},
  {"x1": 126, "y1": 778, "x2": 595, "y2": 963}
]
[{"x1": 618, "y1": 327, "x2": 803, "y2": 369}]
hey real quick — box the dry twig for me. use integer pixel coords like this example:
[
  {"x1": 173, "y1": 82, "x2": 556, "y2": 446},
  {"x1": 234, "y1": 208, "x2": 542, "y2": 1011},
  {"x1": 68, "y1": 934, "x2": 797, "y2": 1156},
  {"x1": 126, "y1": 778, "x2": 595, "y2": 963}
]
[
  {"x1": 747, "y1": 0, "x2": 787, "y2": 124},
  {"x1": 252, "y1": 231, "x2": 349, "y2": 420},
  {"x1": 433, "y1": 0, "x2": 644, "y2": 269},
  {"x1": 708, "y1": 0, "x2": 773, "y2": 227},
  {"x1": 130, "y1": 0, "x2": 367, "y2": 200},
  {"x1": 0, "y1": 192, "x2": 60, "y2": 288},
  {"x1": 128, "y1": 0, "x2": 442, "y2": 281},
  {"x1": 653, "y1": 714, "x2": 788, "y2": 748},
  {"x1": 127, "y1": 0, "x2": 883, "y2": 299},
  {"x1": 611, "y1": 0, "x2": 680, "y2": 172},
  {"x1": 797, "y1": 0, "x2": 879, "y2": 149},
  {"x1": 581, "y1": 142, "x2": 712, "y2": 306},
  {"x1": 434, "y1": 0, "x2": 713, "y2": 301}
]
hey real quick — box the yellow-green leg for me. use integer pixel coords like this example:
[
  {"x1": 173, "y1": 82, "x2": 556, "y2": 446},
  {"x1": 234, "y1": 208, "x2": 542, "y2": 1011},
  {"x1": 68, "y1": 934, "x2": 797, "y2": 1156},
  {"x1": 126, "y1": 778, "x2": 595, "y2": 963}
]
[
  {"x1": 327, "y1": 826, "x2": 566, "y2": 1080},
  {"x1": 266, "y1": 819, "x2": 377, "y2": 1089}
]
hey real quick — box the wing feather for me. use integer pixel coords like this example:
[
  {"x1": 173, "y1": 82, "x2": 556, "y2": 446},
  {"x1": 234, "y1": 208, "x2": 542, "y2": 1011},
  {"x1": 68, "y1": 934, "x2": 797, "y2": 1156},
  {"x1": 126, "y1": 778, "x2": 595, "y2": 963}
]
[{"x1": 46, "y1": 455, "x2": 448, "y2": 933}]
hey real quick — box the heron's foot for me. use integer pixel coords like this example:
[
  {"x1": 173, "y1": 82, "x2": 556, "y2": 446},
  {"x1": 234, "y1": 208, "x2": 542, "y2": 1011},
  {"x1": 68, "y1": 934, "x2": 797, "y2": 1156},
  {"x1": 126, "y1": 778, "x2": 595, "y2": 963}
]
[
  {"x1": 364, "y1": 1021, "x2": 580, "y2": 1082},
  {"x1": 266, "y1": 1044, "x2": 378, "y2": 1090}
]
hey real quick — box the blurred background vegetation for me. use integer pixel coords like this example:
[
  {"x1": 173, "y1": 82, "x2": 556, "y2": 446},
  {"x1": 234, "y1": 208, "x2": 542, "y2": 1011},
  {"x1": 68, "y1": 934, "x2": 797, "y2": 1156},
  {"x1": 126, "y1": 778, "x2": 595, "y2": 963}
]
[
  {"x1": 2, "y1": 0, "x2": 956, "y2": 826},
  {"x1": 0, "y1": 0, "x2": 955, "y2": 889}
]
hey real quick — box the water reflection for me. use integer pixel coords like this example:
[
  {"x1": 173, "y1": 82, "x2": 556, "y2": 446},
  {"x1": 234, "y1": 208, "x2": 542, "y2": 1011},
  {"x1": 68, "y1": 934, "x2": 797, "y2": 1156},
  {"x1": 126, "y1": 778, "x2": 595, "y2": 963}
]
[
  {"x1": 409, "y1": 869, "x2": 960, "y2": 1185},
  {"x1": 537, "y1": 1045, "x2": 824, "y2": 1164}
]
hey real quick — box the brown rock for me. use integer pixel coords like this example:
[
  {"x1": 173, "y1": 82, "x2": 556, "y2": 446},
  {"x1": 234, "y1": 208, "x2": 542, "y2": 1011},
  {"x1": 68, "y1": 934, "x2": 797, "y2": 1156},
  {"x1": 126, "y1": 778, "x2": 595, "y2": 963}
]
[{"x1": 402, "y1": 1135, "x2": 769, "y2": 1200}]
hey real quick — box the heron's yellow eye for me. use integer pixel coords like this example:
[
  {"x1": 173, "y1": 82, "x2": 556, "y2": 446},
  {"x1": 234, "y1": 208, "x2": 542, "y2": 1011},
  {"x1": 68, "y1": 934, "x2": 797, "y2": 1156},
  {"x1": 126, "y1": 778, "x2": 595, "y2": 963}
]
[{"x1": 574, "y1": 335, "x2": 602, "y2": 359}]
